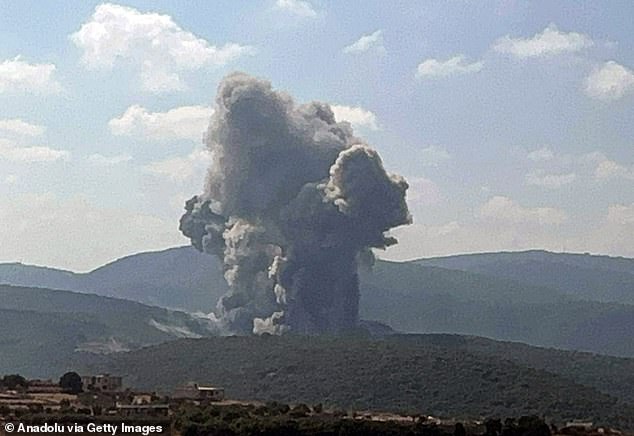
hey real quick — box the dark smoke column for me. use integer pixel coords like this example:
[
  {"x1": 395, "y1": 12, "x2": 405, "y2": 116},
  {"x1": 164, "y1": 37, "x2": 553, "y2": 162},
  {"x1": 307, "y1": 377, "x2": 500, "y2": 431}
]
[{"x1": 180, "y1": 73, "x2": 411, "y2": 335}]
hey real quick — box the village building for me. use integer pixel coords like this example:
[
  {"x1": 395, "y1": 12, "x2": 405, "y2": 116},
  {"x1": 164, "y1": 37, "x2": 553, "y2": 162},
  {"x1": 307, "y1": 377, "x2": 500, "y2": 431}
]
[
  {"x1": 172, "y1": 382, "x2": 225, "y2": 402},
  {"x1": 81, "y1": 374, "x2": 123, "y2": 392},
  {"x1": 566, "y1": 421, "x2": 594, "y2": 430},
  {"x1": 131, "y1": 393, "x2": 154, "y2": 405}
]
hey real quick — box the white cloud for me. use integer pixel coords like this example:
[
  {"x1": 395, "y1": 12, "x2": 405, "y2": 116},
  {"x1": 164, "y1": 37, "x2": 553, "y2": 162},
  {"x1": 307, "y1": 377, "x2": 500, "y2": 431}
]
[
  {"x1": 533, "y1": 150, "x2": 634, "y2": 183},
  {"x1": 493, "y1": 24, "x2": 593, "y2": 59},
  {"x1": 274, "y1": 0, "x2": 317, "y2": 17},
  {"x1": 580, "y1": 150, "x2": 606, "y2": 165},
  {"x1": 0, "y1": 193, "x2": 185, "y2": 271},
  {"x1": 109, "y1": 105, "x2": 213, "y2": 141},
  {"x1": 0, "y1": 139, "x2": 69, "y2": 163},
  {"x1": 88, "y1": 153, "x2": 132, "y2": 165},
  {"x1": 594, "y1": 157, "x2": 634, "y2": 181},
  {"x1": 480, "y1": 195, "x2": 567, "y2": 225},
  {"x1": 527, "y1": 147, "x2": 554, "y2": 162},
  {"x1": 4, "y1": 175, "x2": 17, "y2": 185},
  {"x1": 419, "y1": 145, "x2": 451, "y2": 167},
  {"x1": 416, "y1": 55, "x2": 483, "y2": 79},
  {"x1": 573, "y1": 203, "x2": 634, "y2": 258},
  {"x1": 406, "y1": 177, "x2": 442, "y2": 207},
  {"x1": 584, "y1": 61, "x2": 634, "y2": 101},
  {"x1": 0, "y1": 119, "x2": 46, "y2": 137},
  {"x1": 582, "y1": 151, "x2": 634, "y2": 181},
  {"x1": 144, "y1": 149, "x2": 212, "y2": 182},
  {"x1": 607, "y1": 203, "x2": 634, "y2": 225},
  {"x1": 331, "y1": 104, "x2": 379, "y2": 131},
  {"x1": 0, "y1": 56, "x2": 62, "y2": 94},
  {"x1": 343, "y1": 30, "x2": 385, "y2": 54},
  {"x1": 525, "y1": 170, "x2": 576, "y2": 188},
  {"x1": 71, "y1": 3, "x2": 253, "y2": 93}
]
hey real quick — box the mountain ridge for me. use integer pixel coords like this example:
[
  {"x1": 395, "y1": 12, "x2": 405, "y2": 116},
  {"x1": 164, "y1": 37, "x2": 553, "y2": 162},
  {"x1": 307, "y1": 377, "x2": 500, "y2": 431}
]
[{"x1": 2, "y1": 247, "x2": 633, "y2": 357}]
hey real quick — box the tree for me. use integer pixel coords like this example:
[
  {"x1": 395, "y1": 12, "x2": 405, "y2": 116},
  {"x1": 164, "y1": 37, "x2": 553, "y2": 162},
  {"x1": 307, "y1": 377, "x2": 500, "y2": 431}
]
[
  {"x1": 59, "y1": 372, "x2": 83, "y2": 394},
  {"x1": 455, "y1": 422, "x2": 467, "y2": 436},
  {"x1": 486, "y1": 418, "x2": 502, "y2": 436},
  {"x1": 517, "y1": 416, "x2": 551, "y2": 436},
  {"x1": 1, "y1": 374, "x2": 27, "y2": 390}
]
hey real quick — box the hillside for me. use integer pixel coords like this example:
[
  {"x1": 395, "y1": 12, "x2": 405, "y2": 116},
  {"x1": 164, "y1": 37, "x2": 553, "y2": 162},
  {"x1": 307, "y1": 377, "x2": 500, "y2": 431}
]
[
  {"x1": 359, "y1": 261, "x2": 634, "y2": 357},
  {"x1": 0, "y1": 247, "x2": 225, "y2": 312},
  {"x1": 415, "y1": 250, "x2": 634, "y2": 304},
  {"x1": 440, "y1": 335, "x2": 634, "y2": 405},
  {"x1": 0, "y1": 263, "x2": 77, "y2": 291},
  {"x1": 0, "y1": 308, "x2": 105, "y2": 378},
  {"x1": 2, "y1": 247, "x2": 633, "y2": 357},
  {"x1": 0, "y1": 285, "x2": 217, "y2": 377},
  {"x1": 84, "y1": 247, "x2": 226, "y2": 311},
  {"x1": 75, "y1": 334, "x2": 634, "y2": 429}
]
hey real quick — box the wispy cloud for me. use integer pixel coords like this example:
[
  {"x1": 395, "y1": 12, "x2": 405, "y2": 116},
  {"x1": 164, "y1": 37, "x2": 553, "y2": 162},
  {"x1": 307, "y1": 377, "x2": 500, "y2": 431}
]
[
  {"x1": 109, "y1": 105, "x2": 213, "y2": 141},
  {"x1": 592, "y1": 154, "x2": 634, "y2": 181},
  {"x1": 416, "y1": 55, "x2": 483, "y2": 79},
  {"x1": 480, "y1": 195, "x2": 567, "y2": 225},
  {"x1": 331, "y1": 104, "x2": 379, "y2": 131},
  {"x1": 0, "y1": 119, "x2": 46, "y2": 137},
  {"x1": 406, "y1": 177, "x2": 442, "y2": 206},
  {"x1": 274, "y1": 0, "x2": 318, "y2": 18},
  {"x1": 525, "y1": 170, "x2": 576, "y2": 188},
  {"x1": 144, "y1": 149, "x2": 212, "y2": 182},
  {"x1": 343, "y1": 30, "x2": 385, "y2": 54},
  {"x1": 527, "y1": 147, "x2": 554, "y2": 162},
  {"x1": 418, "y1": 145, "x2": 451, "y2": 167},
  {"x1": 88, "y1": 153, "x2": 133, "y2": 166},
  {"x1": 607, "y1": 203, "x2": 634, "y2": 225},
  {"x1": 493, "y1": 24, "x2": 593, "y2": 59},
  {"x1": 0, "y1": 139, "x2": 69, "y2": 163},
  {"x1": 0, "y1": 56, "x2": 62, "y2": 94}
]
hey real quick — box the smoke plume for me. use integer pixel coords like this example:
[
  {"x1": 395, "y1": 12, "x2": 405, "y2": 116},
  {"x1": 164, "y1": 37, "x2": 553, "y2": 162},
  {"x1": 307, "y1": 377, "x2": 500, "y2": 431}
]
[{"x1": 180, "y1": 73, "x2": 411, "y2": 335}]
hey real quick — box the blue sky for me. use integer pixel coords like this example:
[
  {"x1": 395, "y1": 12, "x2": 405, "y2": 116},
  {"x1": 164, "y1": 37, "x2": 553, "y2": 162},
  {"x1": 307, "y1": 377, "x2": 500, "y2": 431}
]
[{"x1": 0, "y1": 0, "x2": 633, "y2": 271}]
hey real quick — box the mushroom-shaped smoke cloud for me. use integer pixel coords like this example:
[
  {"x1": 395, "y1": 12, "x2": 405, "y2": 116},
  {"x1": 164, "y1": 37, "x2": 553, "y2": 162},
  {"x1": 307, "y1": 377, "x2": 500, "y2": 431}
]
[{"x1": 180, "y1": 73, "x2": 411, "y2": 335}]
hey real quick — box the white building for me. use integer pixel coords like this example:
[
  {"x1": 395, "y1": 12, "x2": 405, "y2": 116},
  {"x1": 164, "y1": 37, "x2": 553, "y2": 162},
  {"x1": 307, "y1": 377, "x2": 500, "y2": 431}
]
[{"x1": 172, "y1": 382, "x2": 225, "y2": 401}]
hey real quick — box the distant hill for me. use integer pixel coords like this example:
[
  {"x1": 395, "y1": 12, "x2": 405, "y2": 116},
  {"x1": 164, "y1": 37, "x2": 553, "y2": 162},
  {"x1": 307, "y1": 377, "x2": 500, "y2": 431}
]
[
  {"x1": 359, "y1": 260, "x2": 634, "y2": 357},
  {"x1": 415, "y1": 250, "x2": 634, "y2": 304},
  {"x1": 1, "y1": 247, "x2": 633, "y2": 357},
  {"x1": 75, "y1": 334, "x2": 634, "y2": 430},
  {"x1": 0, "y1": 285, "x2": 217, "y2": 377},
  {"x1": 0, "y1": 263, "x2": 77, "y2": 290},
  {"x1": 85, "y1": 247, "x2": 226, "y2": 311},
  {"x1": 0, "y1": 247, "x2": 226, "y2": 312}
]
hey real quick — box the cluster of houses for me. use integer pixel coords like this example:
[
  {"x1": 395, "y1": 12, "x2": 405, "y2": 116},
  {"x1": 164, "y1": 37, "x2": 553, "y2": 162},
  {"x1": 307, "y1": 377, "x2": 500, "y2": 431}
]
[
  {"x1": 2, "y1": 375, "x2": 622, "y2": 436},
  {"x1": 0, "y1": 373, "x2": 225, "y2": 419}
]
